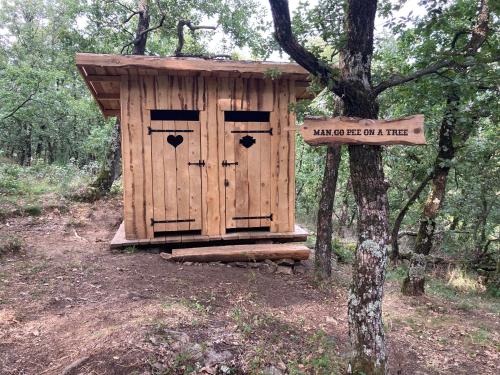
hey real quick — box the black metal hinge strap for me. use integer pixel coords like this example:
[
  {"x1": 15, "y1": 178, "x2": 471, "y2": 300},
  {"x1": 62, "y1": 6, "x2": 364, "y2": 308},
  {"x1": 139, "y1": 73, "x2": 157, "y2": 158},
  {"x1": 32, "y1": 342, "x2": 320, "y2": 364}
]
[
  {"x1": 233, "y1": 214, "x2": 273, "y2": 221},
  {"x1": 148, "y1": 126, "x2": 193, "y2": 135},
  {"x1": 151, "y1": 218, "x2": 195, "y2": 226},
  {"x1": 188, "y1": 160, "x2": 205, "y2": 167},
  {"x1": 222, "y1": 160, "x2": 238, "y2": 167},
  {"x1": 230, "y1": 128, "x2": 273, "y2": 135}
]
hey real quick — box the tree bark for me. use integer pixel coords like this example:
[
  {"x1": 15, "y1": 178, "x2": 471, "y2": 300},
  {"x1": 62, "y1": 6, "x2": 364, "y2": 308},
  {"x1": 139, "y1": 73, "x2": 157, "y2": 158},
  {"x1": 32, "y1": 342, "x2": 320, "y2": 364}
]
[
  {"x1": 337, "y1": 177, "x2": 352, "y2": 237},
  {"x1": 315, "y1": 145, "x2": 342, "y2": 279},
  {"x1": 402, "y1": 91, "x2": 457, "y2": 296},
  {"x1": 269, "y1": 0, "x2": 388, "y2": 372}
]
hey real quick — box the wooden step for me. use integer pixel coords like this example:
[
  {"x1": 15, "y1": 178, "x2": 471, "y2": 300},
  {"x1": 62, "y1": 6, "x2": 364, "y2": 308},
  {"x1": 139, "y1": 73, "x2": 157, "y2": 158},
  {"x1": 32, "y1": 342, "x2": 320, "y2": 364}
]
[{"x1": 160, "y1": 243, "x2": 310, "y2": 263}]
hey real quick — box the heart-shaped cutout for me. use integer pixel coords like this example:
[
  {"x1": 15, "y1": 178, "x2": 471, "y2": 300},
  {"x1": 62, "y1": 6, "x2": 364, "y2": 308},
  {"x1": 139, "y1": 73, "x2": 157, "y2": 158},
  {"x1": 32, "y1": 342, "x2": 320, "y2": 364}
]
[
  {"x1": 167, "y1": 134, "x2": 183, "y2": 148},
  {"x1": 240, "y1": 135, "x2": 256, "y2": 148}
]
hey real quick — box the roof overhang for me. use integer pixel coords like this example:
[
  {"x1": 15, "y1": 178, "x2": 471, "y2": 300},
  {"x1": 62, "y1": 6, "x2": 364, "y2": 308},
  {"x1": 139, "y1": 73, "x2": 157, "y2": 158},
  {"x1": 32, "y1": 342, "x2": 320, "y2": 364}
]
[{"x1": 76, "y1": 53, "x2": 313, "y2": 118}]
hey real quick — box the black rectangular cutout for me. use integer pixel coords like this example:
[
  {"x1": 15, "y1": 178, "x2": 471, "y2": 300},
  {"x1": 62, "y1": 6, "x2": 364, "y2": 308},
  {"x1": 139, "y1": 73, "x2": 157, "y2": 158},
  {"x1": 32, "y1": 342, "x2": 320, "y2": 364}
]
[
  {"x1": 224, "y1": 111, "x2": 270, "y2": 122},
  {"x1": 150, "y1": 110, "x2": 199, "y2": 121}
]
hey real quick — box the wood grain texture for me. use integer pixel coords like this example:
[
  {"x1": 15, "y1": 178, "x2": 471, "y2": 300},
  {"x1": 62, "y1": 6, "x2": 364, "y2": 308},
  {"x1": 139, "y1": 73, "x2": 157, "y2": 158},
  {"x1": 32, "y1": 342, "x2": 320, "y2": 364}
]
[
  {"x1": 141, "y1": 76, "x2": 155, "y2": 239},
  {"x1": 165, "y1": 243, "x2": 310, "y2": 262},
  {"x1": 301, "y1": 115, "x2": 426, "y2": 145},
  {"x1": 118, "y1": 71, "x2": 299, "y2": 240},
  {"x1": 110, "y1": 222, "x2": 308, "y2": 248},
  {"x1": 76, "y1": 53, "x2": 309, "y2": 76},
  {"x1": 188, "y1": 120, "x2": 202, "y2": 230},
  {"x1": 204, "y1": 77, "x2": 221, "y2": 235}
]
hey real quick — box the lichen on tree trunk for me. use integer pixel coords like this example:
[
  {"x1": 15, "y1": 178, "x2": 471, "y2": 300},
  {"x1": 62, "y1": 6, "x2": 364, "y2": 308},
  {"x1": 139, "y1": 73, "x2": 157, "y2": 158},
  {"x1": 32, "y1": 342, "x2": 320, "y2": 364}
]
[
  {"x1": 402, "y1": 92, "x2": 457, "y2": 296},
  {"x1": 347, "y1": 144, "x2": 389, "y2": 375}
]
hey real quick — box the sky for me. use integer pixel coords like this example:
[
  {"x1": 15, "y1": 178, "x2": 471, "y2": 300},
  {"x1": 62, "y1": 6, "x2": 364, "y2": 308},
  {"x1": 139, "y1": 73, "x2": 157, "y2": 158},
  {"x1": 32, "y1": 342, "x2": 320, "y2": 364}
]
[{"x1": 227, "y1": 0, "x2": 425, "y2": 61}]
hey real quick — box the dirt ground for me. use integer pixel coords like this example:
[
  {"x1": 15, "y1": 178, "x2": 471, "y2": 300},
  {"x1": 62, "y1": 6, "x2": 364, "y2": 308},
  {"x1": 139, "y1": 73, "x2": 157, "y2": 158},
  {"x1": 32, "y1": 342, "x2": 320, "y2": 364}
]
[{"x1": 0, "y1": 198, "x2": 498, "y2": 374}]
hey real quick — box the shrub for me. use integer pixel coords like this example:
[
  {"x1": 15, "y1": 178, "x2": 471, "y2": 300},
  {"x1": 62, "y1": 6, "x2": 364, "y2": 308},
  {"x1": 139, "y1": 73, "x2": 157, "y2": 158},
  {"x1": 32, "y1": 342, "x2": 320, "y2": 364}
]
[
  {"x1": 23, "y1": 204, "x2": 43, "y2": 216},
  {"x1": 447, "y1": 267, "x2": 486, "y2": 293},
  {"x1": 332, "y1": 239, "x2": 356, "y2": 264},
  {"x1": 0, "y1": 236, "x2": 23, "y2": 255}
]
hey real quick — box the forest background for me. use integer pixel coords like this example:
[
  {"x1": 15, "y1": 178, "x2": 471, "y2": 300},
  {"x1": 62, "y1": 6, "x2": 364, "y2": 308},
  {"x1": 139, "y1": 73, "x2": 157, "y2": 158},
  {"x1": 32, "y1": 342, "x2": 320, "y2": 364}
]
[{"x1": 0, "y1": 0, "x2": 498, "y2": 311}]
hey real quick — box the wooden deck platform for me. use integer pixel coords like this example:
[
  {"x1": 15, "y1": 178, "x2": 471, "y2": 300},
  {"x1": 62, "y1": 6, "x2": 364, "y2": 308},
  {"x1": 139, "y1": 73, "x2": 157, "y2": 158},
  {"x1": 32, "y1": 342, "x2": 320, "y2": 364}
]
[{"x1": 110, "y1": 222, "x2": 308, "y2": 249}]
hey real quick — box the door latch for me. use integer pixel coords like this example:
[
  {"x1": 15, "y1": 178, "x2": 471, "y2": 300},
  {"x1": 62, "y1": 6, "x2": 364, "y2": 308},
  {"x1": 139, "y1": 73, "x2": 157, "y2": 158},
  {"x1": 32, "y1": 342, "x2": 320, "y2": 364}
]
[
  {"x1": 224, "y1": 179, "x2": 229, "y2": 187},
  {"x1": 222, "y1": 160, "x2": 238, "y2": 167},
  {"x1": 188, "y1": 160, "x2": 206, "y2": 167}
]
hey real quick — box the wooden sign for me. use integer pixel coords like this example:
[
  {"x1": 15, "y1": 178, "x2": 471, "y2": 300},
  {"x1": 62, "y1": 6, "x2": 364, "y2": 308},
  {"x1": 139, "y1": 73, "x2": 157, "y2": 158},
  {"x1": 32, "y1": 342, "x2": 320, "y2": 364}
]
[{"x1": 300, "y1": 115, "x2": 425, "y2": 146}]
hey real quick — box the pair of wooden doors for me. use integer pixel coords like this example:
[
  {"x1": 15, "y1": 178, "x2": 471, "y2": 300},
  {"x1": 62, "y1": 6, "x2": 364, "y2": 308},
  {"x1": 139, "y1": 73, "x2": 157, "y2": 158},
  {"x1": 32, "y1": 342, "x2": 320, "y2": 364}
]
[{"x1": 149, "y1": 112, "x2": 272, "y2": 234}]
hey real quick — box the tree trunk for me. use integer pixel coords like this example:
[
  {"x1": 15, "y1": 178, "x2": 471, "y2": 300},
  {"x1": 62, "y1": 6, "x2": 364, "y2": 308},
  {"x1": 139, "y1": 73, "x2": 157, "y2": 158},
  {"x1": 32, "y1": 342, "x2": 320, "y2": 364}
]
[
  {"x1": 402, "y1": 92, "x2": 457, "y2": 296},
  {"x1": 315, "y1": 145, "x2": 342, "y2": 279},
  {"x1": 347, "y1": 144, "x2": 389, "y2": 375},
  {"x1": 91, "y1": 118, "x2": 122, "y2": 192},
  {"x1": 390, "y1": 172, "x2": 433, "y2": 261},
  {"x1": 337, "y1": 177, "x2": 352, "y2": 237},
  {"x1": 92, "y1": 0, "x2": 150, "y2": 194}
]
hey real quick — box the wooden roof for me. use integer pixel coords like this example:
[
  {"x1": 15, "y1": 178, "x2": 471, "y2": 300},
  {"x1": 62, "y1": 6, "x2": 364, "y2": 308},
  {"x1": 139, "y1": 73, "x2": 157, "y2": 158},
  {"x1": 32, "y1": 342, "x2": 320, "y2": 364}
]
[{"x1": 76, "y1": 53, "x2": 312, "y2": 118}]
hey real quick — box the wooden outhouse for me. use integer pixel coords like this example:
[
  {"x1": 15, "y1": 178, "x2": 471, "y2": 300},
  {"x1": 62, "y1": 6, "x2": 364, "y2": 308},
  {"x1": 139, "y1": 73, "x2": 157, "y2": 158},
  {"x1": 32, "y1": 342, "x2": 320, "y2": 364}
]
[{"x1": 76, "y1": 53, "x2": 310, "y2": 247}]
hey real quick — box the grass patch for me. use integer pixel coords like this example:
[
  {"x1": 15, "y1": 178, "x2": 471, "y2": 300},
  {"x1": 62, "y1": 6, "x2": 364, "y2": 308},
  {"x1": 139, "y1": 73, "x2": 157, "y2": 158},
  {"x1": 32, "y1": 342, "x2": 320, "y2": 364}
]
[
  {"x1": 386, "y1": 264, "x2": 408, "y2": 282},
  {"x1": 446, "y1": 267, "x2": 486, "y2": 293},
  {"x1": 0, "y1": 235, "x2": 23, "y2": 256},
  {"x1": 230, "y1": 307, "x2": 343, "y2": 374},
  {"x1": 427, "y1": 276, "x2": 500, "y2": 315},
  {"x1": 0, "y1": 158, "x2": 94, "y2": 219}
]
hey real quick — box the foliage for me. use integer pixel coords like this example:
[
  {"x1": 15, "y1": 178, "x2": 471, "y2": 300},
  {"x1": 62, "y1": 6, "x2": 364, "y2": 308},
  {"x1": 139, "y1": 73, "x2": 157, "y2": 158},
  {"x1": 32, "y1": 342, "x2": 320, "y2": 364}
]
[
  {"x1": 0, "y1": 157, "x2": 93, "y2": 218},
  {"x1": 0, "y1": 0, "x2": 498, "y2": 287}
]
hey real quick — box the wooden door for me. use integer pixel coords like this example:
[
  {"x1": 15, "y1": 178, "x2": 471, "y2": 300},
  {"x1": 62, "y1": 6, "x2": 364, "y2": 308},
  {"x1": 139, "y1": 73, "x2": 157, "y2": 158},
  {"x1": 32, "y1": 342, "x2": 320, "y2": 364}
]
[
  {"x1": 224, "y1": 120, "x2": 272, "y2": 229},
  {"x1": 150, "y1": 119, "x2": 202, "y2": 232}
]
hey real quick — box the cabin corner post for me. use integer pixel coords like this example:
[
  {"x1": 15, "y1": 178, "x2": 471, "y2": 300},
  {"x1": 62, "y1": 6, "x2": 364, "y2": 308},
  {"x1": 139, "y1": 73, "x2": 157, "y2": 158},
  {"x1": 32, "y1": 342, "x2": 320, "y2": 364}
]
[
  {"x1": 120, "y1": 75, "x2": 137, "y2": 240},
  {"x1": 287, "y1": 79, "x2": 297, "y2": 232}
]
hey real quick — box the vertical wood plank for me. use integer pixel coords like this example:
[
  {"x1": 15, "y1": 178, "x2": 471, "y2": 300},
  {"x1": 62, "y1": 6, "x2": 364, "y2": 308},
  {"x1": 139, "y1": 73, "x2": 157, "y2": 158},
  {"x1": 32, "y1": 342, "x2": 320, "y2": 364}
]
[
  {"x1": 269, "y1": 81, "x2": 280, "y2": 233},
  {"x1": 128, "y1": 76, "x2": 147, "y2": 238},
  {"x1": 120, "y1": 76, "x2": 135, "y2": 239},
  {"x1": 216, "y1": 78, "x2": 228, "y2": 234},
  {"x1": 171, "y1": 75, "x2": 182, "y2": 109},
  {"x1": 176, "y1": 120, "x2": 190, "y2": 230},
  {"x1": 199, "y1": 79, "x2": 209, "y2": 235},
  {"x1": 234, "y1": 122, "x2": 249, "y2": 228},
  {"x1": 224, "y1": 121, "x2": 236, "y2": 229},
  {"x1": 247, "y1": 121, "x2": 261, "y2": 227},
  {"x1": 260, "y1": 119, "x2": 272, "y2": 227},
  {"x1": 277, "y1": 80, "x2": 290, "y2": 232},
  {"x1": 204, "y1": 77, "x2": 221, "y2": 235},
  {"x1": 287, "y1": 80, "x2": 296, "y2": 232},
  {"x1": 151, "y1": 121, "x2": 167, "y2": 232},
  {"x1": 188, "y1": 120, "x2": 202, "y2": 230},
  {"x1": 141, "y1": 76, "x2": 155, "y2": 238},
  {"x1": 163, "y1": 120, "x2": 178, "y2": 231},
  {"x1": 216, "y1": 77, "x2": 232, "y2": 234}
]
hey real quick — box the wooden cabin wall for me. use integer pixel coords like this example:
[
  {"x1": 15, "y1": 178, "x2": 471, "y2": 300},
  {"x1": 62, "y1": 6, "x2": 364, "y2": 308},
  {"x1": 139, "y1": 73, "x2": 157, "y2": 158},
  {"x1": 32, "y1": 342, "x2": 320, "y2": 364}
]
[{"x1": 120, "y1": 74, "x2": 296, "y2": 240}]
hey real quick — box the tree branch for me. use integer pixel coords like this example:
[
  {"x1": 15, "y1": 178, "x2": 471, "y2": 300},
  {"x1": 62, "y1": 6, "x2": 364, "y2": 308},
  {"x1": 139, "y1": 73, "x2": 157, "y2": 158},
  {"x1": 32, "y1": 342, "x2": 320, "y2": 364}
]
[
  {"x1": 174, "y1": 20, "x2": 217, "y2": 56},
  {"x1": 123, "y1": 11, "x2": 140, "y2": 25},
  {"x1": 374, "y1": 0, "x2": 491, "y2": 96},
  {"x1": 374, "y1": 60, "x2": 454, "y2": 95},
  {"x1": 268, "y1": 0, "x2": 340, "y2": 93},
  {"x1": 121, "y1": 15, "x2": 165, "y2": 54},
  {"x1": 1, "y1": 84, "x2": 39, "y2": 121}
]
